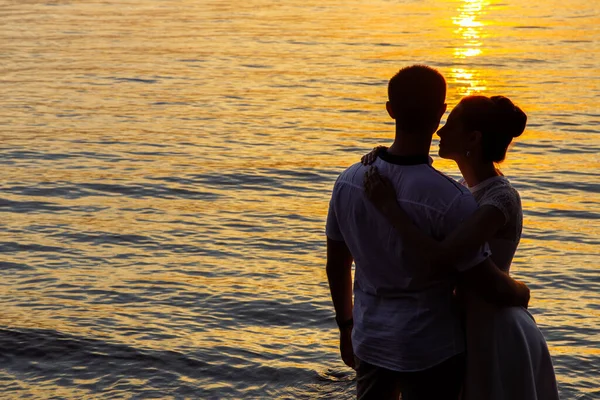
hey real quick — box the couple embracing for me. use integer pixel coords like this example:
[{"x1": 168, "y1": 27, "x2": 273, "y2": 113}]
[{"x1": 325, "y1": 65, "x2": 559, "y2": 399}]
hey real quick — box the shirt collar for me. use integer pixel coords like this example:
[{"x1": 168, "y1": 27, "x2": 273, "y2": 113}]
[{"x1": 378, "y1": 149, "x2": 433, "y2": 166}]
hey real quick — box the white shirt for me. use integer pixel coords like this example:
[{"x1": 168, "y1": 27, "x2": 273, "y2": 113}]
[{"x1": 326, "y1": 151, "x2": 490, "y2": 371}]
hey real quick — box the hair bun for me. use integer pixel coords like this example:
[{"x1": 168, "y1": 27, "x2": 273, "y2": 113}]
[{"x1": 491, "y1": 96, "x2": 527, "y2": 138}]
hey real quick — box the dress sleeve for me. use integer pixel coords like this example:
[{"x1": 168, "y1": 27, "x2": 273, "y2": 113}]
[{"x1": 479, "y1": 184, "x2": 521, "y2": 226}]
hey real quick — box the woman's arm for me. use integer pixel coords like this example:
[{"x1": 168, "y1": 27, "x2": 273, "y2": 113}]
[{"x1": 364, "y1": 166, "x2": 505, "y2": 269}]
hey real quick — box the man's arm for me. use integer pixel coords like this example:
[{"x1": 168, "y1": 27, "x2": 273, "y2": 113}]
[
  {"x1": 326, "y1": 237, "x2": 355, "y2": 369},
  {"x1": 326, "y1": 237, "x2": 353, "y2": 324},
  {"x1": 460, "y1": 257, "x2": 530, "y2": 307}
]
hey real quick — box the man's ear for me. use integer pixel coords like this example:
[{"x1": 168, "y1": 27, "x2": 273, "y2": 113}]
[{"x1": 386, "y1": 101, "x2": 395, "y2": 119}]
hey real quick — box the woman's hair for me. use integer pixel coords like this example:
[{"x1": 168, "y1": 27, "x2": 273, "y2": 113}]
[{"x1": 458, "y1": 95, "x2": 527, "y2": 162}]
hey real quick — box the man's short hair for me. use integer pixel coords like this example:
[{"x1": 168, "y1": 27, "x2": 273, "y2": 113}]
[{"x1": 388, "y1": 65, "x2": 446, "y2": 133}]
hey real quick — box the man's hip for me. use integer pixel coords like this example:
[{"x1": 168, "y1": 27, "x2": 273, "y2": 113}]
[{"x1": 355, "y1": 353, "x2": 465, "y2": 400}]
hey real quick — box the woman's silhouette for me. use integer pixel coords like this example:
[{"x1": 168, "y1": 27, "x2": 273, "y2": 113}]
[{"x1": 362, "y1": 95, "x2": 559, "y2": 400}]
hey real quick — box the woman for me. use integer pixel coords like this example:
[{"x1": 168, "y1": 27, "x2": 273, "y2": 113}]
[{"x1": 361, "y1": 95, "x2": 559, "y2": 400}]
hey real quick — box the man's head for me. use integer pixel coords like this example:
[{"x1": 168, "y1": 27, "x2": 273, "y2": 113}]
[{"x1": 386, "y1": 65, "x2": 447, "y2": 136}]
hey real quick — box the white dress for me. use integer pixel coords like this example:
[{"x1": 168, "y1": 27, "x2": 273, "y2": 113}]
[{"x1": 462, "y1": 176, "x2": 559, "y2": 400}]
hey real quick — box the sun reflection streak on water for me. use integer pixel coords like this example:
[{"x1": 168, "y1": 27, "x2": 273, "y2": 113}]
[
  {"x1": 452, "y1": 0, "x2": 489, "y2": 59},
  {"x1": 446, "y1": 0, "x2": 491, "y2": 98}
]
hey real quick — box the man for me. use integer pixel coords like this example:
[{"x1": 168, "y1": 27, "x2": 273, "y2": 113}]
[{"x1": 325, "y1": 65, "x2": 529, "y2": 400}]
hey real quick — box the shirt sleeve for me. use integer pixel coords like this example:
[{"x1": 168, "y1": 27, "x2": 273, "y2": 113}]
[
  {"x1": 444, "y1": 193, "x2": 491, "y2": 272},
  {"x1": 325, "y1": 186, "x2": 344, "y2": 242}
]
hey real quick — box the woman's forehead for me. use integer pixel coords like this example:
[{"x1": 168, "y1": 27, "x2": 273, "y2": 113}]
[{"x1": 448, "y1": 104, "x2": 464, "y2": 121}]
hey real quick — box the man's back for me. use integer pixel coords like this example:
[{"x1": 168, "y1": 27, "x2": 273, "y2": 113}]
[{"x1": 326, "y1": 151, "x2": 488, "y2": 371}]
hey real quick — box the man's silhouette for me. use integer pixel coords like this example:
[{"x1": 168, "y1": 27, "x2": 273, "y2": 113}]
[{"x1": 325, "y1": 65, "x2": 529, "y2": 400}]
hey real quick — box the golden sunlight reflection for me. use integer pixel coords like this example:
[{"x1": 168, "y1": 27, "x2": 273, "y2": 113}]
[
  {"x1": 450, "y1": 68, "x2": 488, "y2": 96},
  {"x1": 452, "y1": 0, "x2": 489, "y2": 59},
  {"x1": 448, "y1": 0, "x2": 491, "y2": 97}
]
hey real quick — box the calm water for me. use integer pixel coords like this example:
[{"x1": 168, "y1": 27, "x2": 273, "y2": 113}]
[{"x1": 1, "y1": 0, "x2": 599, "y2": 398}]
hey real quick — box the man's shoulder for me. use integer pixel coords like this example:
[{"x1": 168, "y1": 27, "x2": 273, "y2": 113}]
[
  {"x1": 425, "y1": 169, "x2": 480, "y2": 217},
  {"x1": 334, "y1": 162, "x2": 366, "y2": 186},
  {"x1": 421, "y1": 166, "x2": 471, "y2": 197},
  {"x1": 391, "y1": 164, "x2": 476, "y2": 216},
  {"x1": 396, "y1": 164, "x2": 471, "y2": 199}
]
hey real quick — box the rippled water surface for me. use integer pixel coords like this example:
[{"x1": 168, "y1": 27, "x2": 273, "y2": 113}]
[{"x1": 1, "y1": 0, "x2": 599, "y2": 398}]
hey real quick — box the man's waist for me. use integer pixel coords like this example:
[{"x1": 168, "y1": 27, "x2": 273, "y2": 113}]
[
  {"x1": 352, "y1": 325, "x2": 465, "y2": 371},
  {"x1": 352, "y1": 293, "x2": 462, "y2": 339},
  {"x1": 353, "y1": 312, "x2": 461, "y2": 338},
  {"x1": 354, "y1": 284, "x2": 456, "y2": 304}
]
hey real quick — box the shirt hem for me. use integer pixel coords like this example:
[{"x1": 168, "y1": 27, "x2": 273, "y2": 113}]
[{"x1": 354, "y1": 348, "x2": 465, "y2": 373}]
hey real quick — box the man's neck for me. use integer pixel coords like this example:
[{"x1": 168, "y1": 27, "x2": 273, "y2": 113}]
[{"x1": 387, "y1": 128, "x2": 433, "y2": 158}]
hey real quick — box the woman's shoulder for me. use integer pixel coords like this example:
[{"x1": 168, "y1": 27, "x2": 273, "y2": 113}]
[
  {"x1": 487, "y1": 177, "x2": 521, "y2": 200},
  {"x1": 473, "y1": 176, "x2": 522, "y2": 223},
  {"x1": 470, "y1": 176, "x2": 518, "y2": 195}
]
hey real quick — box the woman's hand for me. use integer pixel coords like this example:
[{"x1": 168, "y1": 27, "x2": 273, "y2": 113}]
[
  {"x1": 364, "y1": 166, "x2": 400, "y2": 215},
  {"x1": 360, "y1": 145, "x2": 387, "y2": 166}
]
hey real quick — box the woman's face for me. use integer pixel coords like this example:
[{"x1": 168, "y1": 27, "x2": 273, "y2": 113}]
[{"x1": 437, "y1": 104, "x2": 471, "y2": 161}]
